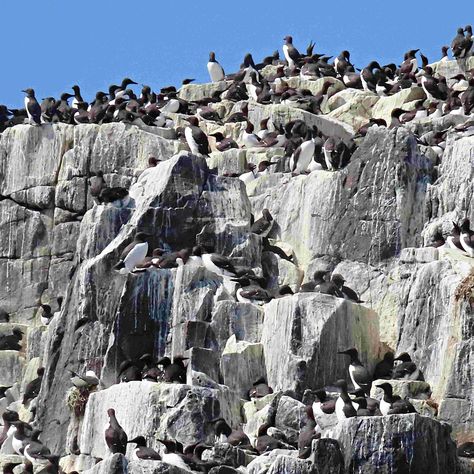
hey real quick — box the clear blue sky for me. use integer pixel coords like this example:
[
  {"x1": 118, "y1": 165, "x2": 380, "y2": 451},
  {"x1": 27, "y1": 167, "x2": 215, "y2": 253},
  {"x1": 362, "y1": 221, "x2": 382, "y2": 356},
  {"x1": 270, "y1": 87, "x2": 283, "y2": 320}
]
[{"x1": 1, "y1": 0, "x2": 471, "y2": 108}]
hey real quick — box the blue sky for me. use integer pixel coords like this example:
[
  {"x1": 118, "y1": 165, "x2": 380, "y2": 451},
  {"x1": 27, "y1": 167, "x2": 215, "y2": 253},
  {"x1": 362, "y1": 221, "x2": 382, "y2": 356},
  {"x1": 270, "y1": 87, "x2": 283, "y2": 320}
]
[{"x1": 1, "y1": 1, "x2": 471, "y2": 108}]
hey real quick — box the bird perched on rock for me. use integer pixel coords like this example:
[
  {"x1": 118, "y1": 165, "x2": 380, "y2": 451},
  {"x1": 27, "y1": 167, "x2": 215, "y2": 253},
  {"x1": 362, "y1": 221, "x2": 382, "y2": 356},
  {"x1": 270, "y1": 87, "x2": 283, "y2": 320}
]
[
  {"x1": 447, "y1": 222, "x2": 466, "y2": 253},
  {"x1": 392, "y1": 352, "x2": 424, "y2": 381},
  {"x1": 331, "y1": 274, "x2": 364, "y2": 303},
  {"x1": 128, "y1": 436, "x2": 162, "y2": 460},
  {"x1": 290, "y1": 128, "x2": 317, "y2": 174},
  {"x1": 300, "y1": 270, "x2": 327, "y2": 292},
  {"x1": 337, "y1": 348, "x2": 372, "y2": 394},
  {"x1": 334, "y1": 380, "x2": 358, "y2": 421},
  {"x1": 22, "y1": 89, "x2": 41, "y2": 125},
  {"x1": 312, "y1": 389, "x2": 336, "y2": 416},
  {"x1": 156, "y1": 439, "x2": 191, "y2": 470},
  {"x1": 255, "y1": 423, "x2": 294, "y2": 454},
  {"x1": 69, "y1": 370, "x2": 99, "y2": 389},
  {"x1": 251, "y1": 209, "x2": 274, "y2": 237},
  {"x1": 24, "y1": 430, "x2": 51, "y2": 464},
  {"x1": 209, "y1": 132, "x2": 238, "y2": 152},
  {"x1": 184, "y1": 116, "x2": 210, "y2": 156},
  {"x1": 158, "y1": 356, "x2": 188, "y2": 383},
  {"x1": 298, "y1": 406, "x2": 320, "y2": 458},
  {"x1": 118, "y1": 359, "x2": 142, "y2": 383},
  {"x1": 377, "y1": 382, "x2": 417, "y2": 415},
  {"x1": 0, "y1": 409, "x2": 19, "y2": 447},
  {"x1": 38, "y1": 304, "x2": 54, "y2": 326},
  {"x1": 0, "y1": 327, "x2": 23, "y2": 351},
  {"x1": 373, "y1": 352, "x2": 395, "y2": 379},
  {"x1": 200, "y1": 248, "x2": 237, "y2": 277},
  {"x1": 241, "y1": 121, "x2": 261, "y2": 148},
  {"x1": 283, "y1": 36, "x2": 301, "y2": 69},
  {"x1": 248, "y1": 377, "x2": 273, "y2": 398},
  {"x1": 105, "y1": 408, "x2": 128, "y2": 454},
  {"x1": 459, "y1": 218, "x2": 474, "y2": 257},
  {"x1": 140, "y1": 354, "x2": 162, "y2": 382},
  {"x1": 23, "y1": 367, "x2": 45, "y2": 405},
  {"x1": 114, "y1": 232, "x2": 149, "y2": 274},
  {"x1": 207, "y1": 52, "x2": 225, "y2": 82}
]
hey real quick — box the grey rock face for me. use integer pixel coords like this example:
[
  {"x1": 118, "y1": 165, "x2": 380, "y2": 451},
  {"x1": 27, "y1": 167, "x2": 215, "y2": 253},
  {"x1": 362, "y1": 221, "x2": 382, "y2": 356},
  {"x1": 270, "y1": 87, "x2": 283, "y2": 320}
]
[{"x1": 330, "y1": 414, "x2": 458, "y2": 474}]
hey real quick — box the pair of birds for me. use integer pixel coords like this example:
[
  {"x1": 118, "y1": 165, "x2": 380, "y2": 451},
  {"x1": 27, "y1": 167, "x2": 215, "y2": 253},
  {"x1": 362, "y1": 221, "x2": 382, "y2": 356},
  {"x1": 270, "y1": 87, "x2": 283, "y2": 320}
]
[
  {"x1": 300, "y1": 271, "x2": 363, "y2": 303},
  {"x1": 451, "y1": 25, "x2": 473, "y2": 59}
]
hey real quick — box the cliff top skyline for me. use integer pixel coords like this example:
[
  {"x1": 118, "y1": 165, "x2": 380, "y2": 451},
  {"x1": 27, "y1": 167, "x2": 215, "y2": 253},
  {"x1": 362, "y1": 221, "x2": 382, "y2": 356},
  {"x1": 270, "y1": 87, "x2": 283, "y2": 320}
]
[{"x1": 1, "y1": 0, "x2": 472, "y2": 108}]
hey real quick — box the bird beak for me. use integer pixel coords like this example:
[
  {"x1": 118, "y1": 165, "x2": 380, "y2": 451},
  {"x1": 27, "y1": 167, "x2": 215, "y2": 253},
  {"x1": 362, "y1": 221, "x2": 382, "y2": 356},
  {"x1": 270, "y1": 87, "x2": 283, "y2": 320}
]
[{"x1": 267, "y1": 162, "x2": 279, "y2": 166}]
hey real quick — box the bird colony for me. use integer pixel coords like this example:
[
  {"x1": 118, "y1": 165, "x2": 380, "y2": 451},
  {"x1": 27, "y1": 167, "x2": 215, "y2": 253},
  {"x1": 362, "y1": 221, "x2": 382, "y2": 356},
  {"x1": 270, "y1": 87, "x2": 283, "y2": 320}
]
[{"x1": 1, "y1": 24, "x2": 474, "y2": 474}]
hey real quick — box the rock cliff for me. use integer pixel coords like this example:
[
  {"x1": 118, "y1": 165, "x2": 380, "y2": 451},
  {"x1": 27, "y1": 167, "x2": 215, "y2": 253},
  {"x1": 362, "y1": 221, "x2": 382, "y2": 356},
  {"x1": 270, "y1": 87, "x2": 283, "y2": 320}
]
[{"x1": 1, "y1": 57, "x2": 474, "y2": 474}]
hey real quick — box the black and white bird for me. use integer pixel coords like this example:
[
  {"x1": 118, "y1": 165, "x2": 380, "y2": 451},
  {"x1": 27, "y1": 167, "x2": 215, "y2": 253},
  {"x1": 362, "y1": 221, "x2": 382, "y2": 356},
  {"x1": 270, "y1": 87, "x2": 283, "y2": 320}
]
[
  {"x1": 290, "y1": 129, "x2": 316, "y2": 174},
  {"x1": 105, "y1": 408, "x2": 128, "y2": 454},
  {"x1": 241, "y1": 121, "x2": 261, "y2": 148},
  {"x1": 300, "y1": 270, "x2": 327, "y2": 292},
  {"x1": 331, "y1": 274, "x2": 364, "y2": 303},
  {"x1": 207, "y1": 52, "x2": 225, "y2": 82},
  {"x1": 184, "y1": 117, "x2": 210, "y2": 156},
  {"x1": 376, "y1": 382, "x2": 417, "y2": 415},
  {"x1": 113, "y1": 232, "x2": 149, "y2": 275},
  {"x1": 251, "y1": 209, "x2": 274, "y2": 237},
  {"x1": 334, "y1": 380, "x2": 358, "y2": 421},
  {"x1": 460, "y1": 218, "x2": 474, "y2": 257},
  {"x1": 283, "y1": 36, "x2": 301, "y2": 69},
  {"x1": 392, "y1": 352, "x2": 424, "y2": 381},
  {"x1": 22, "y1": 89, "x2": 41, "y2": 125},
  {"x1": 127, "y1": 436, "x2": 161, "y2": 461},
  {"x1": 447, "y1": 222, "x2": 466, "y2": 253},
  {"x1": 337, "y1": 348, "x2": 372, "y2": 394},
  {"x1": 22, "y1": 367, "x2": 45, "y2": 405},
  {"x1": 38, "y1": 304, "x2": 54, "y2": 326},
  {"x1": 69, "y1": 370, "x2": 99, "y2": 389}
]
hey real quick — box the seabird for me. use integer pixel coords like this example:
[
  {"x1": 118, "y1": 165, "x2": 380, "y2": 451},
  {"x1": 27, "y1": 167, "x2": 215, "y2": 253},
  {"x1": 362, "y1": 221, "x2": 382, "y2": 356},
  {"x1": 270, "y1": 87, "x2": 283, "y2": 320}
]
[
  {"x1": 427, "y1": 231, "x2": 446, "y2": 248},
  {"x1": 460, "y1": 218, "x2": 474, "y2": 257},
  {"x1": 207, "y1": 52, "x2": 225, "y2": 82},
  {"x1": 311, "y1": 389, "x2": 336, "y2": 416},
  {"x1": 290, "y1": 128, "x2": 316, "y2": 174},
  {"x1": 156, "y1": 439, "x2": 191, "y2": 470},
  {"x1": 71, "y1": 85, "x2": 84, "y2": 109},
  {"x1": 353, "y1": 397, "x2": 372, "y2": 416},
  {"x1": 234, "y1": 278, "x2": 273, "y2": 305},
  {"x1": 255, "y1": 423, "x2": 292, "y2": 454},
  {"x1": 105, "y1": 408, "x2": 128, "y2": 454},
  {"x1": 69, "y1": 370, "x2": 99, "y2": 389},
  {"x1": 241, "y1": 121, "x2": 261, "y2": 148},
  {"x1": 238, "y1": 164, "x2": 257, "y2": 184},
  {"x1": 360, "y1": 61, "x2": 382, "y2": 92},
  {"x1": 73, "y1": 102, "x2": 90, "y2": 124},
  {"x1": 392, "y1": 352, "x2": 424, "y2": 381},
  {"x1": 323, "y1": 137, "x2": 351, "y2": 170},
  {"x1": 300, "y1": 270, "x2": 327, "y2": 292},
  {"x1": 113, "y1": 232, "x2": 149, "y2": 275},
  {"x1": 251, "y1": 209, "x2": 274, "y2": 237},
  {"x1": 331, "y1": 274, "x2": 364, "y2": 303},
  {"x1": 457, "y1": 442, "x2": 474, "y2": 458},
  {"x1": 200, "y1": 248, "x2": 237, "y2": 277},
  {"x1": 377, "y1": 382, "x2": 417, "y2": 415},
  {"x1": 298, "y1": 406, "x2": 319, "y2": 458},
  {"x1": 184, "y1": 116, "x2": 210, "y2": 156},
  {"x1": 22, "y1": 89, "x2": 41, "y2": 125},
  {"x1": 447, "y1": 222, "x2": 466, "y2": 253},
  {"x1": 38, "y1": 304, "x2": 54, "y2": 326},
  {"x1": 400, "y1": 50, "x2": 419, "y2": 75},
  {"x1": 0, "y1": 410, "x2": 19, "y2": 448},
  {"x1": 0, "y1": 308, "x2": 8, "y2": 322},
  {"x1": 118, "y1": 360, "x2": 141, "y2": 383},
  {"x1": 158, "y1": 356, "x2": 188, "y2": 383},
  {"x1": 337, "y1": 348, "x2": 372, "y2": 394},
  {"x1": 419, "y1": 67, "x2": 447, "y2": 102},
  {"x1": 452, "y1": 28, "x2": 466, "y2": 58},
  {"x1": 22, "y1": 367, "x2": 45, "y2": 405},
  {"x1": 24, "y1": 430, "x2": 51, "y2": 464},
  {"x1": 334, "y1": 380, "x2": 358, "y2": 421},
  {"x1": 461, "y1": 78, "x2": 474, "y2": 116},
  {"x1": 140, "y1": 354, "x2": 162, "y2": 382},
  {"x1": 283, "y1": 36, "x2": 301, "y2": 69},
  {"x1": 209, "y1": 132, "x2": 238, "y2": 152},
  {"x1": 127, "y1": 436, "x2": 161, "y2": 461},
  {"x1": 0, "y1": 327, "x2": 23, "y2": 350},
  {"x1": 248, "y1": 377, "x2": 273, "y2": 398},
  {"x1": 373, "y1": 352, "x2": 394, "y2": 379},
  {"x1": 11, "y1": 421, "x2": 31, "y2": 455}
]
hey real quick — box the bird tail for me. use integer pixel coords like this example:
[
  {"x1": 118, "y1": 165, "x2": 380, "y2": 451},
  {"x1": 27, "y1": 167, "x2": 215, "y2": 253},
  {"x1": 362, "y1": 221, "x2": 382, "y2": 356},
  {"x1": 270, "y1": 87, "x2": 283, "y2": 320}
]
[{"x1": 113, "y1": 260, "x2": 125, "y2": 271}]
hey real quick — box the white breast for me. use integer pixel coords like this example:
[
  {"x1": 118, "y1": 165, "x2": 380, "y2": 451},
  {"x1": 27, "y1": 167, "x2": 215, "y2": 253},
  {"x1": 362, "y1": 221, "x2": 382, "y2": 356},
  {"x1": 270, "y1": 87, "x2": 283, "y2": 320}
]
[
  {"x1": 185, "y1": 127, "x2": 199, "y2": 155},
  {"x1": 380, "y1": 398, "x2": 391, "y2": 415},
  {"x1": 239, "y1": 170, "x2": 257, "y2": 184},
  {"x1": 295, "y1": 140, "x2": 315, "y2": 173},
  {"x1": 161, "y1": 99, "x2": 179, "y2": 113},
  {"x1": 124, "y1": 242, "x2": 148, "y2": 272},
  {"x1": 207, "y1": 62, "x2": 225, "y2": 82},
  {"x1": 242, "y1": 132, "x2": 260, "y2": 148},
  {"x1": 162, "y1": 453, "x2": 189, "y2": 470}
]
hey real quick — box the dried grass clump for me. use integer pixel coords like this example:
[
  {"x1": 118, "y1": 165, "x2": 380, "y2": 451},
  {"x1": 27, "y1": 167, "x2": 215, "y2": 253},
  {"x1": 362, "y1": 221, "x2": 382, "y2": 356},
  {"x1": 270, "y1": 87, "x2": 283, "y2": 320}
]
[
  {"x1": 454, "y1": 268, "x2": 474, "y2": 304},
  {"x1": 66, "y1": 387, "x2": 90, "y2": 417}
]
